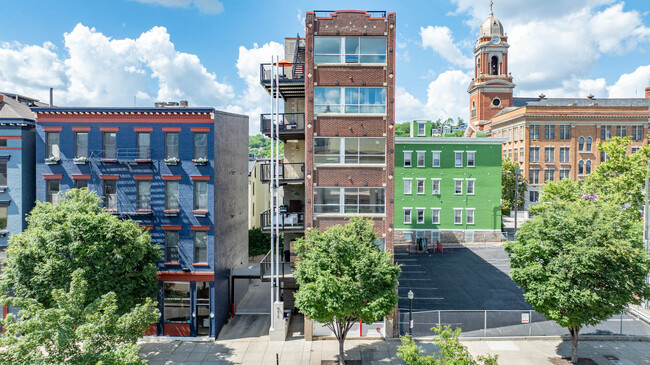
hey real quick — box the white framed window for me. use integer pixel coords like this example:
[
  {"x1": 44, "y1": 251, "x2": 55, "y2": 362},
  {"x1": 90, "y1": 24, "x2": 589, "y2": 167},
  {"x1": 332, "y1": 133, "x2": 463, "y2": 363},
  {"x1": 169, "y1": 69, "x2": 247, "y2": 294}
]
[
  {"x1": 416, "y1": 179, "x2": 425, "y2": 194},
  {"x1": 314, "y1": 87, "x2": 386, "y2": 114},
  {"x1": 454, "y1": 179, "x2": 463, "y2": 195},
  {"x1": 466, "y1": 209, "x2": 475, "y2": 225},
  {"x1": 455, "y1": 151, "x2": 463, "y2": 167},
  {"x1": 314, "y1": 137, "x2": 386, "y2": 164},
  {"x1": 416, "y1": 151, "x2": 425, "y2": 167},
  {"x1": 431, "y1": 178, "x2": 440, "y2": 194},
  {"x1": 431, "y1": 208, "x2": 440, "y2": 224},
  {"x1": 403, "y1": 178, "x2": 412, "y2": 195},
  {"x1": 403, "y1": 151, "x2": 412, "y2": 167},
  {"x1": 418, "y1": 122, "x2": 425, "y2": 136},
  {"x1": 466, "y1": 179, "x2": 475, "y2": 195},
  {"x1": 520, "y1": 126, "x2": 525, "y2": 140},
  {"x1": 454, "y1": 209, "x2": 463, "y2": 225},
  {"x1": 431, "y1": 151, "x2": 441, "y2": 167},
  {"x1": 314, "y1": 187, "x2": 385, "y2": 214},
  {"x1": 416, "y1": 208, "x2": 425, "y2": 224},
  {"x1": 314, "y1": 36, "x2": 387, "y2": 64},
  {"x1": 404, "y1": 208, "x2": 412, "y2": 224},
  {"x1": 467, "y1": 151, "x2": 475, "y2": 167}
]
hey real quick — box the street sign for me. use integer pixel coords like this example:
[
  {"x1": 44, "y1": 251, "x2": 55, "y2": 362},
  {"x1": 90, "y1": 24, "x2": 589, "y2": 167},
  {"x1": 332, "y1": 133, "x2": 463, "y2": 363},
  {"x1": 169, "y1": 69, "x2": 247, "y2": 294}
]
[{"x1": 521, "y1": 313, "x2": 530, "y2": 324}]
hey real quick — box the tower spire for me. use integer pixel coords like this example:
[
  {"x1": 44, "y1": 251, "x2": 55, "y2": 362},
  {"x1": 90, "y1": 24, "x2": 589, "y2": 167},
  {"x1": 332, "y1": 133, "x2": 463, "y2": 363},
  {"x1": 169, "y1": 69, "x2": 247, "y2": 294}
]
[{"x1": 489, "y1": 0, "x2": 493, "y2": 16}]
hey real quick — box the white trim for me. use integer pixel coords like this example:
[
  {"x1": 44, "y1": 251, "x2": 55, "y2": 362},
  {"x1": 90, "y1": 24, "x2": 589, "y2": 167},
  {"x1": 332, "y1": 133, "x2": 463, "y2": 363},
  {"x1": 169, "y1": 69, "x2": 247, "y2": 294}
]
[
  {"x1": 403, "y1": 178, "x2": 412, "y2": 195},
  {"x1": 415, "y1": 178, "x2": 425, "y2": 195},
  {"x1": 416, "y1": 150, "x2": 426, "y2": 167},
  {"x1": 465, "y1": 208, "x2": 475, "y2": 225},
  {"x1": 454, "y1": 151, "x2": 464, "y2": 167},
  {"x1": 454, "y1": 179, "x2": 463, "y2": 195},
  {"x1": 430, "y1": 208, "x2": 441, "y2": 224},
  {"x1": 403, "y1": 150, "x2": 412, "y2": 167},
  {"x1": 396, "y1": 137, "x2": 506, "y2": 144},
  {"x1": 431, "y1": 178, "x2": 441, "y2": 195},
  {"x1": 403, "y1": 207, "x2": 412, "y2": 225},
  {"x1": 415, "y1": 207, "x2": 425, "y2": 224},
  {"x1": 466, "y1": 178, "x2": 476, "y2": 195},
  {"x1": 453, "y1": 208, "x2": 463, "y2": 225},
  {"x1": 467, "y1": 151, "x2": 476, "y2": 167},
  {"x1": 431, "y1": 150, "x2": 441, "y2": 167}
]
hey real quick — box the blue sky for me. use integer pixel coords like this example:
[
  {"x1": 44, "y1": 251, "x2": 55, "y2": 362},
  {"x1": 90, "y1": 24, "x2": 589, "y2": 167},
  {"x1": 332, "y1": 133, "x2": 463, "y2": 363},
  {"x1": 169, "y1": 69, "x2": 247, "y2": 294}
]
[{"x1": 1, "y1": 0, "x2": 649, "y2": 134}]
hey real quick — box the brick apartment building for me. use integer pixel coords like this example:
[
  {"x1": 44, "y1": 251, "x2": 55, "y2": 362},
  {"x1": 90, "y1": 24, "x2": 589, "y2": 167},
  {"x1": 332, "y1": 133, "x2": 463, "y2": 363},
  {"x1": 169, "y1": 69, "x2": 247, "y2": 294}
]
[
  {"x1": 33, "y1": 104, "x2": 248, "y2": 338},
  {"x1": 466, "y1": 9, "x2": 650, "y2": 209}
]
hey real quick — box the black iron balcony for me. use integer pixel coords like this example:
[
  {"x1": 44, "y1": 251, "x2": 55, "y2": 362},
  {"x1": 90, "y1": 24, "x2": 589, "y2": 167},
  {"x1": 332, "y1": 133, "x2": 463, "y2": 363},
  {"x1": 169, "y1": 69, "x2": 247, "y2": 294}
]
[
  {"x1": 259, "y1": 63, "x2": 305, "y2": 99},
  {"x1": 260, "y1": 210, "x2": 305, "y2": 233},
  {"x1": 260, "y1": 162, "x2": 305, "y2": 184},
  {"x1": 260, "y1": 113, "x2": 305, "y2": 139}
]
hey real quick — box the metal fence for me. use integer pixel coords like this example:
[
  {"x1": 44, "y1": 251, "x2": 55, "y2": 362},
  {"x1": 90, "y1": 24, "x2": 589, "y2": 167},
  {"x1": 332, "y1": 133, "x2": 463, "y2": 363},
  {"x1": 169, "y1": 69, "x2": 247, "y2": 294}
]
[{"x1": 399, "y1": 310, "x2": 650, "y2": 338}]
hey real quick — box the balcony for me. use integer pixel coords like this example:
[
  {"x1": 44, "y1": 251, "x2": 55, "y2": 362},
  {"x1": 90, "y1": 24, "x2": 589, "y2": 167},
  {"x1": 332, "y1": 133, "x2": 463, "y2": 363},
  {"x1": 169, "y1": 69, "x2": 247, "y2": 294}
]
[
  {"x1": 94, "y1": 148, "x2": 152, "y2": 163},
  {"x1": 259, "y1": 62, "x2": 305, "y2": 99},
  {"x1": 260, "y1": 113, "x2": 305, "y2": 140},
  {"x1": 260, "y1": 162, "x2": 305, "y2": 184},
  {"x1": 260, "y1": 210, "x2": 305, "y2": 233}
]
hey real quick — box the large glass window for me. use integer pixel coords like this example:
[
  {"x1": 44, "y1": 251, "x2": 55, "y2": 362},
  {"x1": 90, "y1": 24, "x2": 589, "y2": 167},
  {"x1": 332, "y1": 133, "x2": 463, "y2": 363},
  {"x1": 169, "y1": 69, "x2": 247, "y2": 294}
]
[
  {"x1": 46, "y1": 180, "x2": 60, "y2": 204},
  {"x1": 194, "y1": 181, "x2": 208, "y2": 210},
  {"x1": 601, "y1": 126, "x2": 612, "y2": 140},
  {"x1": 314, "y1": 36, "x2": 386, "y2": 64},
  {"x1": 530, "y1": 125, "x2": 539, "y2": 140},
  {"x1": 103, "y1": 180, "x2": 117, "y2": 210},
  {"x1": 560, "y1": 125, "x2": 570, "y2": 140},
  {"x1": 165, "y1": 231, "x2": 179, "y2": 263},
  {"x1": 193, "y1": 133, "x2": 208, "y2": 160},
  {"x1": 544, "y1": 125, "x2": 555, "y2": 140},
  {"x1": 0, "y1": 162, "x2": 6, "y2": 186},
  {"x1": 560, "y1": 147, "x2": 570, "y2": 163},
  {"x1": 46, "y1": 132, "x2": 60, "y2": 159},
  {"x1": 631, "y1": 126, "x2": 643, "y2": 141},
  {"x1": 165, "y1": 132, "x2": 179, "y2": 159},
  {"x1": 163, "y1": 282, "x2": 190, "y2": 323},
  {"x1": 529, "y1": 147, "x2": 539, "y2": 162},
  {"x1": 75, "y1": 132, "x2": 88, "y2": 158},
  {"x1": 529, "y1": 169, "x2": 540, "y2": 184},
  {"x1": 544, "y1": 147, "x2": 555, "y2": 162},
  {"x1": 137, "y1": 132, "x2": 150, "y2": 159},
  {"x1": 137, "y1": 181, "x2": 150, "y2": 210},
  {"x1": 165, "y1": 181, "x2": 179, "y2": 210},
  {"x1": 194, "y1": 231, "x2": 208, "y2": 263},
  {"x1": 314, "y1": 87, "x2": 386, "y2": 114},
  {"x1": 0, "y1": 207, "x2": 7, "y2": 230},
  {"x1": 403, "y1": 179, "x2": 412, "y2": 195},
  {"x1": 103, "y1": 132, "x2": 117, "y2": 159},
  {"x1": 314, "y1": 187, "x2": 385, "y2": 214},
  {"x1": 314, "y1": 137, "x2": 385, "y2": 164},
  {"x1": 616, "y1": 126, "x2": 626, "y2": 138},
  {"x1": 74, "y1": 179, "x2": 88, "y2": 189}
]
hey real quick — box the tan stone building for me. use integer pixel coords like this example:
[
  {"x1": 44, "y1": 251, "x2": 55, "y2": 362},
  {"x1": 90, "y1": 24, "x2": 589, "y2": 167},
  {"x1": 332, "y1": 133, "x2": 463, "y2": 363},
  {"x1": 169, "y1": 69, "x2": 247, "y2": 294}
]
[
  {"x1": 466, "y1": 8, "x2": 650, "y2": 209},
  {"x1": 248, "y1": 157, "x2": 270, "y2": 229}
]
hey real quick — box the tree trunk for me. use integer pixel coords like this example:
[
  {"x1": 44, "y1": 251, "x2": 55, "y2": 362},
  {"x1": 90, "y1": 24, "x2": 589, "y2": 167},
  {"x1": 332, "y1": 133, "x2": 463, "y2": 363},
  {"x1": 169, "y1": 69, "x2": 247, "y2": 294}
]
[
  {"x1": 569, "y1": 326, "x2": 580, "y2": 364},
  {"x1": 338, "y1": 337, "x2": 345, "y2": 365}
]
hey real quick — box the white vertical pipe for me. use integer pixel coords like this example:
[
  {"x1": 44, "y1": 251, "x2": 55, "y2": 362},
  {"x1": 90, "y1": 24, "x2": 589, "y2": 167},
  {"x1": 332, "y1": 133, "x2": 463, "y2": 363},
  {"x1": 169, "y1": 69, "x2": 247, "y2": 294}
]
[
  {"x1": 269, "y1": 56, "x2": 275, "y2": 330},
  {"x1": 275, "y1": 57, "x2": 281, "y2": 302}
]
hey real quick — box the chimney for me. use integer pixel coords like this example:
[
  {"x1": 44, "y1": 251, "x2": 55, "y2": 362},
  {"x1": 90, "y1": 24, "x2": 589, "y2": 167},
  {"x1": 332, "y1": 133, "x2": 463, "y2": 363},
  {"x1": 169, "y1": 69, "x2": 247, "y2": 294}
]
[
  {"x1": 180, "y1": 100, "x2": 188, "y2": 107},
  {"x1": 0, "y1": 94, "x2": 3, "y2": 103},
  {"x1": 645, "y1": 87, "x2": 650, "y2": 99},
  {"x1": 587, "y1": 94, "x2": 594, "y2": 100},
  {"x1": 49, "y1": 88, "x2": 53, "y2": 107}
]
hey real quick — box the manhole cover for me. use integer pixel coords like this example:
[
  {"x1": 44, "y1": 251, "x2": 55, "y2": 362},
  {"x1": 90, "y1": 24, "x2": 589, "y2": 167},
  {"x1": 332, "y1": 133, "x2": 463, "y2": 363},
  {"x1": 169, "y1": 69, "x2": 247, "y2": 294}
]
[{"x1": 604, "y1": 355, "x2": 619, "y2": 360}]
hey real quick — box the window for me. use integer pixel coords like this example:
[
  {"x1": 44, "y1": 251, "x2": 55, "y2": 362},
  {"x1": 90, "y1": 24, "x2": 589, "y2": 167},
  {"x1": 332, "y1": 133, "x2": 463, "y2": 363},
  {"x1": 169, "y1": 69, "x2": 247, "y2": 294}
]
[
  {"x1": 431, "y1": 151, "x2": 441, "y2": 167},
  {"x1": 0, "y1": 206, "x2": 6, "y2": 231},
  {"x1": 466, "y1": 209, "x2": 475, "y2": 225},
  {"x1": 194, "y1": 231, "x2": 208, "y2": 263},
  {"x1": 194, "y1": 181, "x2": 208, "y2": 211},
  {"x1": 601, "y1": 126, "x2": 611, "y2": 140},
  {"x1": 631, "y1": 126, "x2": 643, "y2": 141},
  {"x1": 103, "y1": 132, "x2": 117, "y2": 159},
  {"x1": 314, "y1": 36, "x2": 387, "y2": 64},
  {"x1": 467, "y1": 151, "x2": 475, "y2": 167},
  {"x1": 544, "y1": 147, "x2": 555, "y2": 162},
  {"x1": 164, "y1": 282, "x2": 190, "y2": 324},
  {"x1": 508, "y1": 149, "x2": 512, "y2": 160},
  {"x1": 418, "y1": 123, "x2": 425, "y2": 136},
  {"x1": 431, "y1": 179, "x2": 440, "y2": 194},
  {"x1": 416, "y1": 208, "x2": 424, "y2": 224},
  {"x1": 431, "y1": 208, "x2": 440, "y2": 224},
  {"x1": 193, "y1": 133, "x2": 208, "y2": 160},
  {"x1": 519, "y1": 148, "x2": 524, "y2": 162},
  {"x1": 46, "y1": 132, "x2": 60, "y2": 159},
  {"x1": 314, "y1": 187, "x2": 385, "y2": 214},
  {"x1": 165, "y1": 231, "x2": 179, "y2": 263},
  {"x1": 529, "y1": 147, "x2": 539, "y2": 162},
  {"x1": 530, "y1": 125, "x2": 540, "y2": 140},
  {"x1": 520, "y1": 126, "x2": 524, "y2": 140},
  {"x1": 578, "y1": 137, "x2": 584, "y2": 151},
  {"x1": 529, "y1": 191, "x2": 539, "y2": 203},
  {"x1": 560, "y1": 125, "x2": 570, "y2": 140},
  {"x1": 314, "y1": 137, "x2": 385, "y2": 164},
  {"x1": 632, "y1": 146, "x2": 641, "y2": 154},
  {"x1": 403, "y1": 208, "x2": 412, "y2": 224},
  {"x1": 544, "y1": 169, "x2": 555, "y2": 182},
  {"x1": 46, "y1": 180, "x2": 60, "y2": 204},
  {"x1": 466, "y1": 179, "x2": 475, "y2": 195},
  {"x1": 586, "y1": 160, "x2": 592, "y2": 174},
  {"x1": 165, "y1": 181, "x2": 179, "y2": 210},
  {"x1": 529, "y1": 169, "x2": 539, "y2": 184},
  {"x1": 75, "y1": 132, "x2": 88, "y2": 158},
  {"x1": 560, "y1": 147, "x2": 570, "y2": 163},
  {"x1": 74, "y1": 179, "x2": 88, "y2": 189},
  {"x1": 578, "y1": 160, "x2": 584, "y2": 175},
  {"x1": 416, "y1": 151, "x2": 425, "y2": 167},
  {"x1": 165, "y1": 132, "x2": 179, "y2": 159},
  {"x1": 0, "y1": 162, "x2": 6, "y2": 186},
  {"x1": 586, "y1": 137, "x2": 592, "y2": 151},
  {"x1": 455, "y1": 151, "x2": 463, "y2": 167},
  {"x1": 103, "y1": 180, "x2": 117, "y2": 210},
  {"x1": 454, "y1": 209, "x2": 462, "y2": 225},
  {"x1": 403, "y1": 178, "x2": 412, "y2": 195},
  {"x1": 454, "y1": 179, "x2": 463, "y2": 195},
  {"x1": 502, "y1": 149, "x2": 506, "y2": 159},
  {"x1": 314, "y1": 87, "x2": 386, "y2": 114},
  {"x1": 137, "y1": 132, "x2": 150, "y2": 159},
  {"x1": 560, "y1": 168, "x2": 570, "y2": 179},
  {"x1": 416, "y1": 179, "x2": 425, "y2": 194},
  {"x1": 0, "y1": 139, "x2": 6, "y2": 147},
  {"x1": 137, "y1": 181, "x2": 150, "y2": 210},
  {"x1": 544, "y1": 125, "x2": 555, "y2": 140},
  {"x1": 616, "y1": 126, "x2": 626, "y2": 138},
  {"x1": 403, "y1": 151, "x2": 412, "y2": 167},
  {"x1": 600, "y1": 151, "x2": 609, "y2": 163},
  {"x1": 513, "y1": 147, "x2": 518, "y2": 162}
]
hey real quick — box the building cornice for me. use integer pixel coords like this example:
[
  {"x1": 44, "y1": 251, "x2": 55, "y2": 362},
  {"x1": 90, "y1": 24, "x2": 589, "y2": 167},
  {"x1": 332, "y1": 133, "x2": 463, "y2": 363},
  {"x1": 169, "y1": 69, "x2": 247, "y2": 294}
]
[
  {"x1": 396, "y1": 137, "x2": 507, "y2": 145},
  {"x1": 491, "y1": 113, "x2": 649, "y2": 127}
]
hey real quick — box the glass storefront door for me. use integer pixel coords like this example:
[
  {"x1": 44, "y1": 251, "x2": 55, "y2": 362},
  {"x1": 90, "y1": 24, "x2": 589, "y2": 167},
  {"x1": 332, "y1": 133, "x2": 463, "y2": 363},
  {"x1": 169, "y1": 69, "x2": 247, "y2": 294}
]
[
  {"x1": 163, "y1": 281, "x2": 191, "y2": 336},
  {"x1": 196, "y1": 282, "x2": 210, "y2": 336}
]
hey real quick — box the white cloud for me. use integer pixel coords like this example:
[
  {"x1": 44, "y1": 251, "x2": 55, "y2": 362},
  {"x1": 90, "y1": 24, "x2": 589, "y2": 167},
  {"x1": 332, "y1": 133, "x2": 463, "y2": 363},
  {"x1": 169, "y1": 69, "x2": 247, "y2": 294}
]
[
  {"x1": 420, "y1": 26, "x2": 473, "y2": 68},
  {"x1": 296, "y1": 8, "x2": 305, "y2": 25},
  {"x1": 0, "y1": 41, "x2": 67, "y2": 98},
  {"x1": 395, "y1": 87, "x2": 425, "y2": 122},
  {"x1": 133, "y1": 0, "x2": 224, "y2": 14},
  {"x1": 607, "y1": 64, "x2": 650, "y2": 97}
]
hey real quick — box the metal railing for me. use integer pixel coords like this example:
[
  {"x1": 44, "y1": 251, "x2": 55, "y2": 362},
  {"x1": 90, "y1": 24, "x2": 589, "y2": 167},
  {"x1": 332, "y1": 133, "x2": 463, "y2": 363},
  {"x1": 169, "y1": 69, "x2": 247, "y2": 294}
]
[
  {"x1": 260, "y1": 210, "x2": 305, "y2": 231},
  {"x1": 259, "y1": 249, "x2": 291, "y2": 281},
  {"x1": 260, "y1": 63, "x2": 305, "y2": 83},
  {"x1": 93, "y1": 148, "x2": 152, "y2": 161},
  {"x1": 260, "y1": 113, "x2": 305, "y2": 135},
  {"x1": 260, "y1": 162, "x2": 305, "y2": 183},
  {"x1": 313, "y1": 10, "x2": 387, "y2": 18}
]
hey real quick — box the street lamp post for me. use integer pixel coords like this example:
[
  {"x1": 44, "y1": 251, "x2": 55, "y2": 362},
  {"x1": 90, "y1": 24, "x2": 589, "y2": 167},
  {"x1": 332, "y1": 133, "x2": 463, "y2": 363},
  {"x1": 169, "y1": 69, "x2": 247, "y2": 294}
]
[
  {"x1": 514, "y1": 166, "x2": 519, "y2": 232},
  {"x1": 408, "y1": 290, "x2": 414, "y2": 335}
]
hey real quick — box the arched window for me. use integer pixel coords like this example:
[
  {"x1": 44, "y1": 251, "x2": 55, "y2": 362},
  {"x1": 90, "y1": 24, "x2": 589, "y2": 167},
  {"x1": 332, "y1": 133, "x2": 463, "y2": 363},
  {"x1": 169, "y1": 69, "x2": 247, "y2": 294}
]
[
  {"x1": 578, "y1": 160, "x2": 584, "y2": 175},
  {"x1": 586, "y1": 137, "x2": 592, "y2": 151},
  {"x1": 491, "y1": 56, "x2": 499, "y2": 75},
  {"x1": 586, "y1": 160, "x2": 592, "y2": 174},
  {"x1": 578, "y1": 137, "x2": 584, "y2": 151}
]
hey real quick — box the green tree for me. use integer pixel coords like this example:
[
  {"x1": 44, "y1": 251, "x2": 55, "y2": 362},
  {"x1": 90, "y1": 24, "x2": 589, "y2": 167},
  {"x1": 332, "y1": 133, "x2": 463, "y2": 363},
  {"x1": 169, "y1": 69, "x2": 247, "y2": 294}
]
[
  {"x1": 248, "y1": 227, "x2": 271, "y2": 257},
  {"x1": 248, "y1": 134, "x2": 284, "y2": 158},
  {"x1": 294, "y1": 218, "x2": 400, "y2": 365},
  {"x1": 505, "y1": 200, "x2": 650, "y2": 363},
  {"x1": 530, "y1": 178, "x2": 582, "y2": 214},
  {"x1": 453, "y1": 130, "x2": 464, "y2": 137},
  {"x1": 397, "y1": 325, "x2": 497, "y2": 365},
  {"x1": 501, "y1": 158, "x2": 527, "y2": 213},
  {"x1": 0, "y1": 189, "x2": 161, "y2": 314},
  {"x1": 395, "y1": 122, "x2": 411, "y2": 137},
  {"x1": 0, "y1": 270, "x2": 159, "y2": 365}
]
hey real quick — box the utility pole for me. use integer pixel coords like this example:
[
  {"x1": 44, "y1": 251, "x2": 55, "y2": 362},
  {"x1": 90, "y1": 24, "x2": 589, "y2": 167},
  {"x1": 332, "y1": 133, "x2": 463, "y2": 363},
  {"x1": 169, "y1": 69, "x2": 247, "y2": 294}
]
[
  {"x1": 514, "y1": 166, "x2": 519, "y2": 233},
  {"x1": 644, "y1": 176, "x2": 649, "y2": 309}
]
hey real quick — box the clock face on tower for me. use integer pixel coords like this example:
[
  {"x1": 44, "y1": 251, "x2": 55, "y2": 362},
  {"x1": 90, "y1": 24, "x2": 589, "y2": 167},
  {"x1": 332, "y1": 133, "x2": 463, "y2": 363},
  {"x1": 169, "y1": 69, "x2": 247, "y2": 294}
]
[{"x1": 491, "y1": 36, "x2": 500, "y2": 44}]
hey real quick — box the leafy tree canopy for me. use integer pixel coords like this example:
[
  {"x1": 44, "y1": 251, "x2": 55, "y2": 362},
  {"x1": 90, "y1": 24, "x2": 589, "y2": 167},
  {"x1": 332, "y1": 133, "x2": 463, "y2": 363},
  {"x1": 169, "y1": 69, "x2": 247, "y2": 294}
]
[
  {"x1": 501, "y1": 158, "x2": 527, "y2": 212},
  {"x1": 0, "y1": 188, "x2": 161, "y2": 314},
  {"x1": 249, "y1": 134, "x2": 284, "y2": 158},
  {"x1": 0, "y1": 270, "x2": 159, "y2": 365}
]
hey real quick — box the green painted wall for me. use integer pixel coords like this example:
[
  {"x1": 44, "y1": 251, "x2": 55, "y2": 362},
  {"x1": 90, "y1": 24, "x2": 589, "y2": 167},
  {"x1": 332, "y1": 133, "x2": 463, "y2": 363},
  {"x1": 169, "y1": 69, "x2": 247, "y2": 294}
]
[{"x1": 394, "y1": 137, "x2": 503, "y2": 231}]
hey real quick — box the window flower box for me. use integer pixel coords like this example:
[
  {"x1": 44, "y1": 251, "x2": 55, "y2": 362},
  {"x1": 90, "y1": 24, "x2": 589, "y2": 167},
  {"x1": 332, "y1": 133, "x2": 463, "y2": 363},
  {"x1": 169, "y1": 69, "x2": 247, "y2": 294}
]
[
  {"x1": 164, "y1": 209, "x2": 180, "y2": 217},
  {"x1": 44, "y1": 157, "x2": 60, "y2": 165},
  {"x1": 192, "y1": 210, "x2": 208, "y2": 217},
  {"x1": 73, "y1": 157, "x2": 89, "y2": 164},
  {"x1": 192, "y1": 158, "x2": 208, "y2": 166},
  {"x1": 164, "y1": 157, "x2": 180, "y2": 166}
]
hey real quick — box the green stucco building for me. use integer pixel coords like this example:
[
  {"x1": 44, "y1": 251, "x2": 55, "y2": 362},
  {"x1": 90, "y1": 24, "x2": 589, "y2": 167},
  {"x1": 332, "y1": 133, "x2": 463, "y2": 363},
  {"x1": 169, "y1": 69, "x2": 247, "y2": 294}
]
[{"x1": 394, "y1": 120, "x2": 505, "y2": 245}]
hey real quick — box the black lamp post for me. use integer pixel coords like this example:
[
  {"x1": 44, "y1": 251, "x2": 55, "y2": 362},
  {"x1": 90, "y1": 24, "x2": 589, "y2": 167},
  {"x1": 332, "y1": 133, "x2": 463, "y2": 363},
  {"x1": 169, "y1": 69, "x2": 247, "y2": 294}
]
[{"x1": 408, "y1": 290, "x2": 414, "y2": 335}]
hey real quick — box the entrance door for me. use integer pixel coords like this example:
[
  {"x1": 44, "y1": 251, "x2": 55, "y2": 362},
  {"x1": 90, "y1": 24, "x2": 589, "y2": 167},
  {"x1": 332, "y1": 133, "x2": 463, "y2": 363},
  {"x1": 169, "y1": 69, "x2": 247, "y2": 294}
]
[{"x1": 196, "y1": 282, "x2": 210, "y2": 336}]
